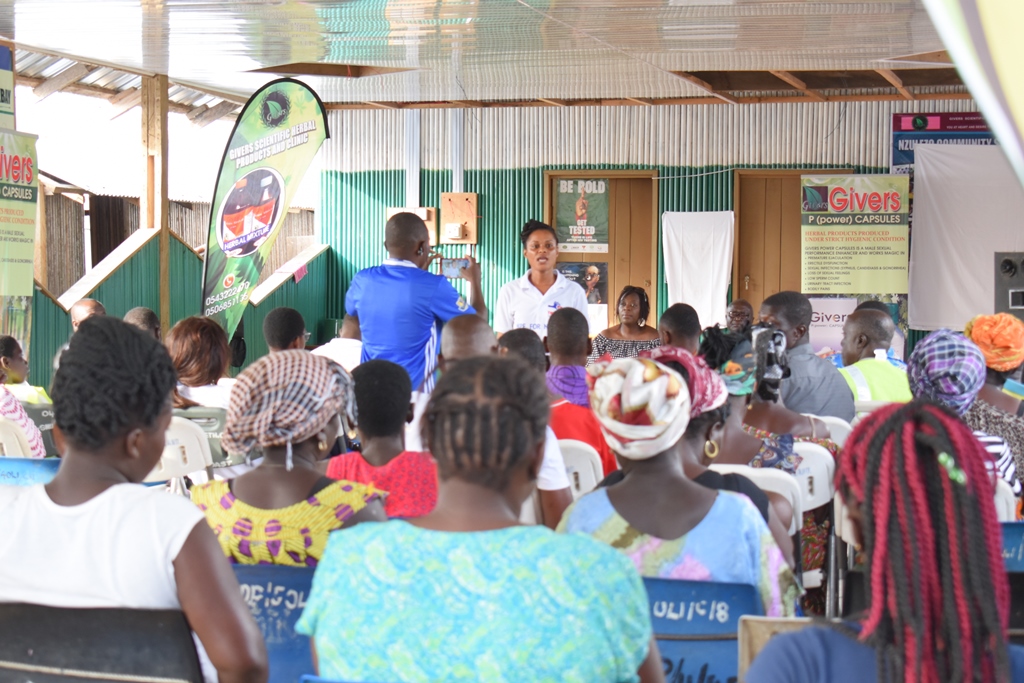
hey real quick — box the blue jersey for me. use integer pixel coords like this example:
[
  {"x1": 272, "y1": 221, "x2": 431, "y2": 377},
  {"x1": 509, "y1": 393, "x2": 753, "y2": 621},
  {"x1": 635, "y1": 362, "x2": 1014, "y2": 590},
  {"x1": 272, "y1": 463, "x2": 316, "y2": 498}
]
[{"x1": 345, "y1": 259, "x2": 475, "y2": 391}]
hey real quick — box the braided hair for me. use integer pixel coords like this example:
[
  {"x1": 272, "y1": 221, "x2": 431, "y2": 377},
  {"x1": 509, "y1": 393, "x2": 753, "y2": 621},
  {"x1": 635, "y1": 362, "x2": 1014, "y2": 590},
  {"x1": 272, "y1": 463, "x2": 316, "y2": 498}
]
[
  {"x1": 423, "y1": 355, "x2": 549, "y2": 491},
  {"x1": 51, "y1": 316, "x2": 177, "y2": 450},
  {"x1": 838, "y1": 400, "x2": 1010, "y2": 682}
]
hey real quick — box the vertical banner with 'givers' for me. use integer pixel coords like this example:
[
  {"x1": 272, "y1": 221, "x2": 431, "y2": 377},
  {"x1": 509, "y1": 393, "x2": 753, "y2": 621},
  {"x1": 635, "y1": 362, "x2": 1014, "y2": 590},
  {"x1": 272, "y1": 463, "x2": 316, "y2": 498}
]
[
  {"x1": 0, "y1": 130, "x2": 38, "y2": 351},
  {"x1": 201, "y1": 79, "x2": 329, "y2": 337}
]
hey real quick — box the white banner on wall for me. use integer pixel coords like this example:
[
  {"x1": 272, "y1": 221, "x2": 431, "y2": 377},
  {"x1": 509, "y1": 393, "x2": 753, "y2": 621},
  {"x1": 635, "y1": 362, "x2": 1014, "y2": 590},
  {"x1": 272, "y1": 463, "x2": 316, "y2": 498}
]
[
  {"x1": 809, "y1": 298, "x2": 858, "y2": 356},
  {"x1": 662, "y1": 211, "x2": 734, "y2": 327},
  {"x1": 909, "y1": 144, "x2": 1024, "y2": 330}
]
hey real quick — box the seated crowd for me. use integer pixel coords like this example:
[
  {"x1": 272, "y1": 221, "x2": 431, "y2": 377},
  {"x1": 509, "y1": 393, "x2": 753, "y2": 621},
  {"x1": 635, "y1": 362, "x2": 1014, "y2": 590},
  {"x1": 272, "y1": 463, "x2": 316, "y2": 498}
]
[{"x1": 4, "y1": 275, "x2": 1024, "y2": 681}]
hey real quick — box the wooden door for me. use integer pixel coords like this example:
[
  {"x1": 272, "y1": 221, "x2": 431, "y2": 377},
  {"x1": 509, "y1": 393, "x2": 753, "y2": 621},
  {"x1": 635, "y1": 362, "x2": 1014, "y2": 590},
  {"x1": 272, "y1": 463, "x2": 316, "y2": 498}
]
[
  {"x1": 733, "y1": 170, "x2": 850, "y2": 315},
  {"x1": 545, "y1": 172, "x2": 658, "y2": 328}
]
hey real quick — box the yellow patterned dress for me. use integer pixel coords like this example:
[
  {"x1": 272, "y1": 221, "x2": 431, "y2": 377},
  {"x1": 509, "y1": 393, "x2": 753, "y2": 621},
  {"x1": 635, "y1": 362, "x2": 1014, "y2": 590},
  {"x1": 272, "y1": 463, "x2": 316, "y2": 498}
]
[{"x1": 192, "y1": 479, "x2": 382, "y2": 567}]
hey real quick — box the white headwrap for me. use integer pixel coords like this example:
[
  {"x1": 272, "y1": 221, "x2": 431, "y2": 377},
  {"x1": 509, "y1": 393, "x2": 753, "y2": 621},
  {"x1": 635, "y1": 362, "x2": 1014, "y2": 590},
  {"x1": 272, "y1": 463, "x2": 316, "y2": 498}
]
[{"x1": 587, "y1": 357, "x2": 692, "y2": 461}]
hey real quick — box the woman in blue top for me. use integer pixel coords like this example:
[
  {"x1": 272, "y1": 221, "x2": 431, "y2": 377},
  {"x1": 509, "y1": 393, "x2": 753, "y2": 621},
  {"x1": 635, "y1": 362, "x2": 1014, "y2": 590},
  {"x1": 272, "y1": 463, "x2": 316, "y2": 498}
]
[
  {"x1": 748, "y1": 400, "x2": 1024, "y2": 682},
  {"x1": 297, "y1": 355, "x2": 663, "y2": 683}
]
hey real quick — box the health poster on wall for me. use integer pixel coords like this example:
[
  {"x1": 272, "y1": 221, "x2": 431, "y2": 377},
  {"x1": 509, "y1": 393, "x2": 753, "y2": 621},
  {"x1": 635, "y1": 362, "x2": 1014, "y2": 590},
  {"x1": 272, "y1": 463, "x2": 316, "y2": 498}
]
[
  {"x1": 556, "y1": 261, "x2": 608, "y2": 304},
  {"x1": 801, "y1": 175, "x2": 910, "y2": 295},
  {"x1": 0, "y1": 130, "x2": 38, "y2": 350},
  {"x1": 555, "y1": 178, "x2": 609, "y2": 253},
  {"x1": 891, "y1": 112, "x2": 994, "y2": 175},
  {"x1": 201, "y1": 78, "x2": 329, "y2": 338}
]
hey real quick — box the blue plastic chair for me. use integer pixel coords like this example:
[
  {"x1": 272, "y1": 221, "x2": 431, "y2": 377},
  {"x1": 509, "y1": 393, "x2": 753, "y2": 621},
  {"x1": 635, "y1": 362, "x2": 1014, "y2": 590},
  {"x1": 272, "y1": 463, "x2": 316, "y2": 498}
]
[
  {"x1": 0, "y1": 457, "x2": 59, "y2": 486},
  {"x1": 1003, "y1": 522, "x2": 1024, "y2": 572},
  {"x1": 299, "y1": 677, "x2": 384, "y2": 683},
  {"x1": 644, "y1": 578, "x2": 764, "y2": 683},
  {"x1": 233, "y1": 565, "x2": 316, "y2": 683}
]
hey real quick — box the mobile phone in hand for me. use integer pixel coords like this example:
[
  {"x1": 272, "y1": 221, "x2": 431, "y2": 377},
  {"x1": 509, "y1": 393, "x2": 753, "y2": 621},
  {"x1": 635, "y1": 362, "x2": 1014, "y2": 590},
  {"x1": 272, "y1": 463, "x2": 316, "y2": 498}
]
[{"x1": 441, "y1": 258, "x2": 470, "y2": 279}]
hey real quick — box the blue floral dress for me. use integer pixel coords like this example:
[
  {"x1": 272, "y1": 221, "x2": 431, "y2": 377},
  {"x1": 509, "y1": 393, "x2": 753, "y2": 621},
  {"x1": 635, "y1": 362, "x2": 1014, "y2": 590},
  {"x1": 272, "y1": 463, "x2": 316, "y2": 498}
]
[{"x1": 297, "y1": 521, "x2": 652, "y2": 682}]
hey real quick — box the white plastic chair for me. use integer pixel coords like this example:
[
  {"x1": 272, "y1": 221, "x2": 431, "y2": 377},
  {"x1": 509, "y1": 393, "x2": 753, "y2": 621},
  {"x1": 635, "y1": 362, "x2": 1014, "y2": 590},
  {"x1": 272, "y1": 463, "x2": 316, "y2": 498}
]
[
  {"x1": 852, "y1": 401, "x2": 893, "y2": 425},
  {"x1": 558, "y1": 439, "x2": 603, "y2": 500},
  {"x1": 995, "y1": 478, "x2": 1017, "y2": 522},
  {"x1": 709, "y1": 463, "x2": 803, "y2": 536},
  {"x1": 791, "y1": 442, "x2": 836, "y2": 589},
  {"x1": 0, "y1": 415, "x2": 33, "y2": 458},
  {"x1": 812, "y1": 416, "x2": 852, "y2": 448},
  {"x1": 145, "y1": 417, "x2": 215, "y2": 493}
]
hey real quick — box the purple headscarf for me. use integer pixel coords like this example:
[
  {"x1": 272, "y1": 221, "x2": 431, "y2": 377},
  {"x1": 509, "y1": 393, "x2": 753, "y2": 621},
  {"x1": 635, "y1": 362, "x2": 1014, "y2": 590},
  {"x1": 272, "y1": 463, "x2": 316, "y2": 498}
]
[{"x1": 907, "y1": 328, "x2": 985, "y2": 416}]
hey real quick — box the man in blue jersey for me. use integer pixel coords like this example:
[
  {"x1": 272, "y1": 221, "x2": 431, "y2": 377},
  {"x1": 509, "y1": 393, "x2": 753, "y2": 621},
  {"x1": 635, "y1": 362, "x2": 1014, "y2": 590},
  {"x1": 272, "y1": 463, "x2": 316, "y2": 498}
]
[{"x1": 343, "y1": 212, "x2": 487, "y2": 392}]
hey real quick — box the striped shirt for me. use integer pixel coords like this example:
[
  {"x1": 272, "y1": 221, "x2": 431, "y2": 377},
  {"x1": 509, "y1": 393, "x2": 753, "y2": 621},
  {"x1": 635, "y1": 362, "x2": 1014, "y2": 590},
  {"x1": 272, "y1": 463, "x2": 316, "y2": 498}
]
[
  {"x1": 974, "y1": 431, "x2": 1021, "y2": 496},
  {"x1": 0, "y1": 386, "x2": 46, "y2": 459}
]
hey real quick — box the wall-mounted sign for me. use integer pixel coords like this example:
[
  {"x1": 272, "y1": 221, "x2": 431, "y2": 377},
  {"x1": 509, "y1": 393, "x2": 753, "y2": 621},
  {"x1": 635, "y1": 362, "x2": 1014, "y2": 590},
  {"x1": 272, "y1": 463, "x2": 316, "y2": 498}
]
[
  {"x1": 555, "y1": 178, "x2": 609, "y2": 252},
  {"x1": 800, "y1": 175, "x2": 910, "y2": 295}
]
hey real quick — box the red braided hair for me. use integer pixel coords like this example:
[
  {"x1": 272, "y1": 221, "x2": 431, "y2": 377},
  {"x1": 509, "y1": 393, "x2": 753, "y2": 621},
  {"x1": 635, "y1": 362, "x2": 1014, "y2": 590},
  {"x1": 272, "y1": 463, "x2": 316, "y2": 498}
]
[{"x1": 836, "y1": 400, "x2": 1010, "y2": 682}]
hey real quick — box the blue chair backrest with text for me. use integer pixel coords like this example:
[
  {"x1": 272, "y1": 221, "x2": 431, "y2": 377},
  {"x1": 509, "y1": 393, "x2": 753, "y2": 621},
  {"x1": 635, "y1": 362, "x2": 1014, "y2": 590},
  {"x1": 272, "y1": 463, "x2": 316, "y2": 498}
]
[
  {"x1": 644, "y1": 578, "x2": 763, "y2": 683},
  {"x1": 1003, "y1": 522, "x2": 1024, "y2": 573},
  {"x1": 233, "y1": 565, "x2": 316, "y2": 683},
  {"x1": 0, "y1": 457, "x2": 59, "y2": 486}
]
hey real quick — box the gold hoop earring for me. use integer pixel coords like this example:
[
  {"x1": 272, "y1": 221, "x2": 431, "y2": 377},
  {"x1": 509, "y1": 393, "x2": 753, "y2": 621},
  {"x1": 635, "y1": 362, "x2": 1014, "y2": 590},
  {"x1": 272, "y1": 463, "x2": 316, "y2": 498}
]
[{"x1": 704, "y1": 440, "x2": 719, "y2": 459}]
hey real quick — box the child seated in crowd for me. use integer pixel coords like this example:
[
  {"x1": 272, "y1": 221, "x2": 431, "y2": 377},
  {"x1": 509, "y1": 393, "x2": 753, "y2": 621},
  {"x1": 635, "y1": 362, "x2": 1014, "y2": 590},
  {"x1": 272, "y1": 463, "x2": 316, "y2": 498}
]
[
  {"x1": 0, "y1": 317, "x2": 267, "y2": 682},
  {"x1": 192, "y1": 351, "x2": 385, "y2": 566},
  {"x1": 326, "y1": 359, "x2": 438, "y2": 518}
]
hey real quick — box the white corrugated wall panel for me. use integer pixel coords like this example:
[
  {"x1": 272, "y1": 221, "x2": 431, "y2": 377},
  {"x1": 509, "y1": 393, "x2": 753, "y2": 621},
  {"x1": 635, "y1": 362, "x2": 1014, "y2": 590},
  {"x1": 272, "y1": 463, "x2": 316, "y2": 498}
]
[{"x1": 322, "y1": 98, "x2": 979, "y2": 173}]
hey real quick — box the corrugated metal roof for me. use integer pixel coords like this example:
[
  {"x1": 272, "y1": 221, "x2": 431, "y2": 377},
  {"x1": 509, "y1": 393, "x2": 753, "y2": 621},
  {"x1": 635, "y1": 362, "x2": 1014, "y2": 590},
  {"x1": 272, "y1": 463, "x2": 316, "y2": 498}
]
[{"x1": 1, "y1": 0, "x2": 963, "y2": 105}]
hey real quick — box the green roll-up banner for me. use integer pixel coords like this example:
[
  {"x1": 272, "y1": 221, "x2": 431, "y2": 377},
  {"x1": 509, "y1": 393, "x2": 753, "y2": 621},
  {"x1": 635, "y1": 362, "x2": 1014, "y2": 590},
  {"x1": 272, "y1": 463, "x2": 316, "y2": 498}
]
[{"x1": 201, "y1": 79, "x2": 329, "y2": 337}]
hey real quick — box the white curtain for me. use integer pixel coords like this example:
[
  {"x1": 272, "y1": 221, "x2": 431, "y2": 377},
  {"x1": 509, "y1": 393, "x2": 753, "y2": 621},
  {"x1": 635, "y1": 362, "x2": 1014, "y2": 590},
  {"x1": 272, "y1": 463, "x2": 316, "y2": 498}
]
[
  {"x1": 662, "y1": 211, "x2": 734, "y2": 328},
  {"x1": 909, "y1": 145, "x2": 1024, "y2": 330}
]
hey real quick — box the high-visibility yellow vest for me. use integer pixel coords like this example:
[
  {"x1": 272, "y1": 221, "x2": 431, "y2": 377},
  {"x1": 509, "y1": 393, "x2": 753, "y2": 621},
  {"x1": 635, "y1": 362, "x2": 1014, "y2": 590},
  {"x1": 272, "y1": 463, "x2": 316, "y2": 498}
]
[{"x1": 839, "y1": 352, "x2": 912, "y2": 404}]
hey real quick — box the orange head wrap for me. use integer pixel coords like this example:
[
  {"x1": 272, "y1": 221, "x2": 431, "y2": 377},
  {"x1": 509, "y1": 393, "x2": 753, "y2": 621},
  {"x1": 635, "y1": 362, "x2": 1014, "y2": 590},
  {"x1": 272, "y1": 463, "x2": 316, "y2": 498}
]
[{"x1": 964, "y1": 313, "x2": 1024, "y2": 372}]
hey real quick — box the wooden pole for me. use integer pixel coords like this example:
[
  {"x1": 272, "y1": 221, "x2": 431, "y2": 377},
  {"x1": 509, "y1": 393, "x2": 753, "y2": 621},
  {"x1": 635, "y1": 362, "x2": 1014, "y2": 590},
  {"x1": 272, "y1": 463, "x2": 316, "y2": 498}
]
[{"x1": 141, "y1": 74, "x2": 169, "y2": 333}]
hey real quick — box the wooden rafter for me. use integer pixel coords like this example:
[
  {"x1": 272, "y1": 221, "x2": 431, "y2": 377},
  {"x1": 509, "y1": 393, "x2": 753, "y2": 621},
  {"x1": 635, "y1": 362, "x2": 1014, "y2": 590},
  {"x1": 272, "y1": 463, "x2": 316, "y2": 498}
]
[
  {"x1": 768, "y1": 70, "x2": 826, "y2": 102},
  {"x1": 876, "y1": 69, "x2": 915, "y2": 100},
  {"x1": 33, "y1": 62, "x2": 91, "y2": 99},
  {"x1": 670, "y1": 72, "x2": 738, "y2": 104},
  {"x1": 537, "y1": 97, "x2": 568, "y2": 107},
  {"x1": 322, "y1": 90, "x2": 971, "y2": 111},
  {"x1": 624, "y1": 97, "x2": 653, "y2": 106},
  {"x1": 191, "y1": 100, "x2": 238, "y2": 127}
]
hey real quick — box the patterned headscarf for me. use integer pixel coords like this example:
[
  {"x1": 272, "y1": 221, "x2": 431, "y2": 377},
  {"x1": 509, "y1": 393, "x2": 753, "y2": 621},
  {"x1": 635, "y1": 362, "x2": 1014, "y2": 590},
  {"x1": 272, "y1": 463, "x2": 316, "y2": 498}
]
[
  {"x1": 223, "y1": 350, "x2": 356, "y2": 467},
  {"x1": 964, "y1": 313, "x2": 1024, "y2": 372},
  {"x1": 907, "y1": 329, "x2": 985, "y2": 416},
  {"x1": 719, "y1": 338, "x2": 757, "y2": 396},
  {"x1": 587, "y1": 357, "x2": 691, "y2": 460},
  {"x1": 752, "y1": 326, "x2": 789, "y2": 402},
  {"x1": 641, "y1": 345, "x2": 727, "y2": 417}
]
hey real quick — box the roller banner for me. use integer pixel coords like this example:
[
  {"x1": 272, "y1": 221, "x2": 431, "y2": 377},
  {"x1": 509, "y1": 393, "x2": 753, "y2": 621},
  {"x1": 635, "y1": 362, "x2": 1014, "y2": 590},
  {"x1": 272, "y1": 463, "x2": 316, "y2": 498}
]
[{"x1": 201, "y1": 79, "x2": 328, "y2": 336}]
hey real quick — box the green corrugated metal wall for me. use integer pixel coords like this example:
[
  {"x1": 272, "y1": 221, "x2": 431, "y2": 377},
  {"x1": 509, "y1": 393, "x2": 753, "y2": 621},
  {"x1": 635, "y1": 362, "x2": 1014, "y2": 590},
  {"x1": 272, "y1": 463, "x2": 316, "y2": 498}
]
[
  {"x1": 239, "y1": 249, "x2": 331, "y2": 369},
  {"x1": 170, "y1": 237, "x2": 204, "y2": 325},
  {"x1": 323, "y1": 163, "x2": 891, "y2": 324},
  {"x1": 90, "y1": 237, "x2": 161, "y2": 318},
  {"x1": 28, "y1": 289, "x2": 70, "y2": 390}
]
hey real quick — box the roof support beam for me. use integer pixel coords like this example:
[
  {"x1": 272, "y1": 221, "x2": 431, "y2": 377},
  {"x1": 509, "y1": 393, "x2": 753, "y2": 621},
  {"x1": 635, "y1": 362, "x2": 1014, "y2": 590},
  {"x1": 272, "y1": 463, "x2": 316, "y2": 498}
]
[
  {"x1": 33, "y1": 62, "x2": 91, "y2": 100},
  {"x1": 670, "y1": 72, "x2": 738, "y2": 104},
  {"x1": 141, "y1": 74, "x2": 170, "y2": 335},
  {"x1": 537, "y1": 97, "x2": 568, "y2": 107},
  {"x1": 364, "y1": 101, "x2": 403, "y2": 109},
  {"x1": 191, "y1": 100, "x2": 238, "y2": 127},
  {"x1": 110, "y1": 87, "x2": 142, "y2": 118},
  {"x1": 876, "y1": 69, "x2": 915, "y2": 100},
  {"x1": 768, "y1": 71, "x2": 826, "y2": 102},
  {"x1": 624, "y1": 97, "x2": 653, "y2": 106}
]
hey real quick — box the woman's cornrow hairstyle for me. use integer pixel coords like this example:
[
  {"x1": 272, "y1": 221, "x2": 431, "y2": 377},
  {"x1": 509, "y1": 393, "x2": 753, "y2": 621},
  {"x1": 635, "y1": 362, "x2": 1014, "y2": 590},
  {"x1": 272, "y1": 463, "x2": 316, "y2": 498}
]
[
  {"x1": 520, "y1": 219, "x2": 557, "y2": 248},
  {"x1": 837, "y1": 400, "x2": 1010, "y2": 683},
  {"x1": 51, "y1": 316, "x2": 178, "y2": 451},
  {"x1": 423, "y1": 355, "x2": 549, "y2": 491},
  {"x1": 617, "y1": 286, "x2": 651, "y2": 326}
]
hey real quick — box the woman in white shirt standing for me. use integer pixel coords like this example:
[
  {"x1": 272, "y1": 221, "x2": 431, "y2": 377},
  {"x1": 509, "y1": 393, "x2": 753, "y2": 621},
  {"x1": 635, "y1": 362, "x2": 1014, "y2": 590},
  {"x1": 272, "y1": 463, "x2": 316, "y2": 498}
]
[
  {"x1": 0, "y1": 317, "x2": 267, "y2": 683},
  {"x1": 166, "y1": 316, "x2": 236, "y2": 409},
  {"x1": 494, "y1": 219, "x2": 588, "y2": 339}
]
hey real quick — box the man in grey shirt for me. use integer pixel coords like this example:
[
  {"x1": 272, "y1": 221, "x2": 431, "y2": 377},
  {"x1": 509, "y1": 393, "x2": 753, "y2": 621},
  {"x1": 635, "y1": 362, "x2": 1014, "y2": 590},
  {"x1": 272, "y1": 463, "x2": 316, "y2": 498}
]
[{"x1": 759, "y1": 291, "x2": 855, "y2": 422}]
